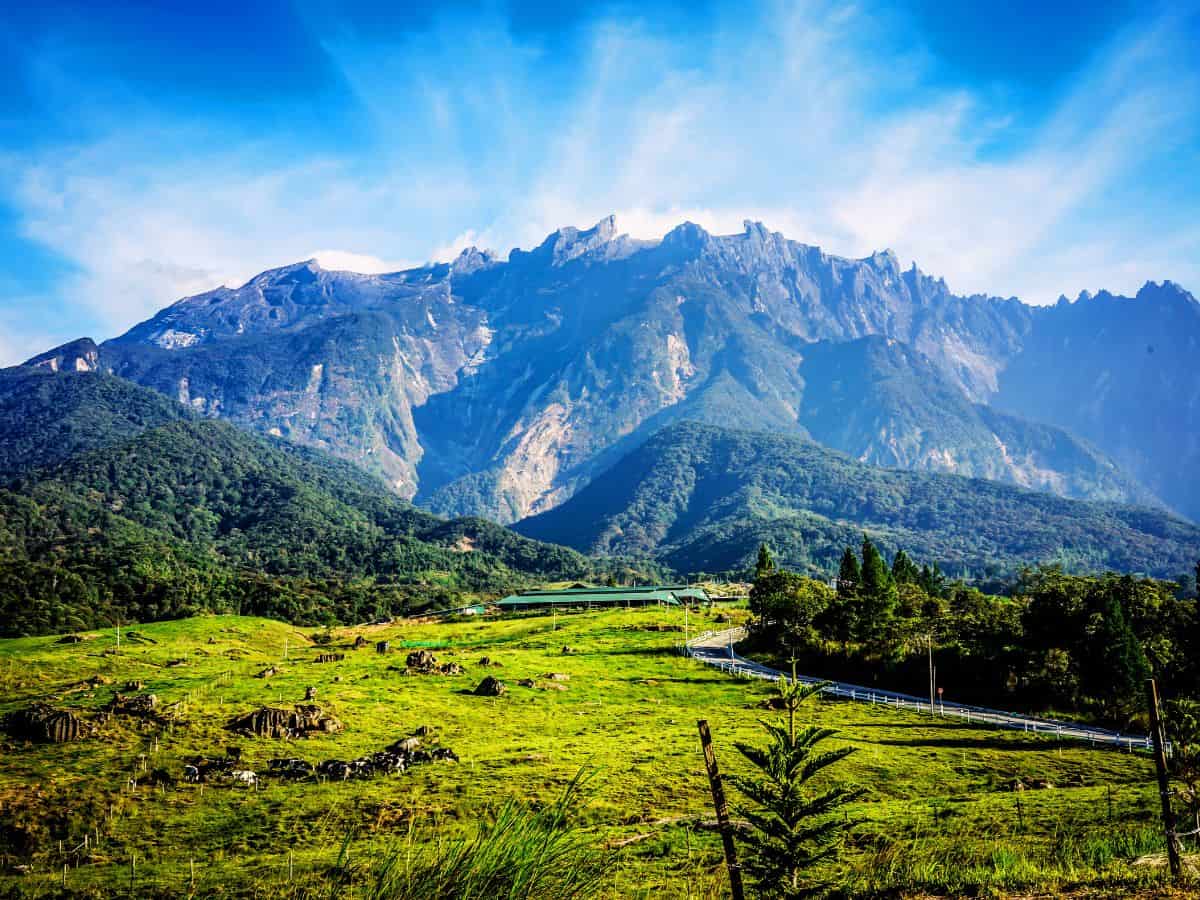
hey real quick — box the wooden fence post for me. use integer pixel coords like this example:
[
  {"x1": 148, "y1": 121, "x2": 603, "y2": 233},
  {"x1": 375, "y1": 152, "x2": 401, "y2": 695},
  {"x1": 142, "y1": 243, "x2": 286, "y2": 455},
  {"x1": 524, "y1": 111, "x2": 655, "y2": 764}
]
[
  {"x1": 1147, "y1": 679, "x2": 1182, "y2": 879},
  {"x1": 697, "y1": 719, "x2": 746, "y2": 900}
]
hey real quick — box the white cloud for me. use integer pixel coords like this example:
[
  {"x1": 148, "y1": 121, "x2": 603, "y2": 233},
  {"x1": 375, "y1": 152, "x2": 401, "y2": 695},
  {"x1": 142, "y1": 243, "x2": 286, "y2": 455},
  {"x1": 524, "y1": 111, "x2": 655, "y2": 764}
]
[{"x1": 309, "y1": 249, "x2": 417, "y2": 273}]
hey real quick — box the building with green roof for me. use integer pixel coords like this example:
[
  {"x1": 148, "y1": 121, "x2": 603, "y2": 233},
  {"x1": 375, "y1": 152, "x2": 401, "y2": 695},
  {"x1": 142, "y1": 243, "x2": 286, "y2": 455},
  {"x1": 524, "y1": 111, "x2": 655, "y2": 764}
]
[{"x1": 496, "y1": 584, "x2": 707, "y2": 612}]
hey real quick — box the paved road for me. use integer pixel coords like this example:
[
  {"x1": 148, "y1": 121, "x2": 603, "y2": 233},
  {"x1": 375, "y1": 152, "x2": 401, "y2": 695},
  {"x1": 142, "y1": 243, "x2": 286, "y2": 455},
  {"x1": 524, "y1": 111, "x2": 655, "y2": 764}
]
[{"x1": 686, "y1": 627, "x2": 1154, "y2": 753}]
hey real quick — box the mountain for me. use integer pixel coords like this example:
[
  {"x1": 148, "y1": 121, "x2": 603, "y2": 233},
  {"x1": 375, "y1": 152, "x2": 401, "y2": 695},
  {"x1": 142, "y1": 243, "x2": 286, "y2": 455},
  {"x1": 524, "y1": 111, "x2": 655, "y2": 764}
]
[
  {"x1": 0, "y1": 374, "x2": 651, "y2": 635},
  {"x1": 513, "y1": 422, "x2": 1200, "y2": 578},
  {"x1": 0, "y1": 362, "x2": 190, "y2": 476},
  {"x1": 994, "y1": 282, "x2": 1200, "y2": 520},
  {"x1": 794, "y1": 336, "x2": 1155, "y2": 506},
  {"x1": 27, "y1": 218, "x2": 1200, "y2": 521}
]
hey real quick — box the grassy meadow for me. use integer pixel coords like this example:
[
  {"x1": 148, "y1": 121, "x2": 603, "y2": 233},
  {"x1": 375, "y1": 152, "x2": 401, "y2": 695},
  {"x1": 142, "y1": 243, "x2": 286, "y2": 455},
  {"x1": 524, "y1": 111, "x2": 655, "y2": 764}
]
[{"x1": 0, "y1": 605, "x2": 1189, "y2": 898}]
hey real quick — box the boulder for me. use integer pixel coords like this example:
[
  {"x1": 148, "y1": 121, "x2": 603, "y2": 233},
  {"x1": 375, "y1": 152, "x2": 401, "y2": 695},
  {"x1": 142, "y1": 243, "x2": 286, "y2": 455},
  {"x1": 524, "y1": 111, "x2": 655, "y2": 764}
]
[
  {"x1": 108, "y1": 693, "x2": 159, "y2": 718},
  {"x1": 407, "y1": 650, "x2": 437, "y2": 669},
  {"x1": 2, "y1": 704, "x2": 88, "y2": 743},
  {"x1": 474, "y1": 676, "x2": 507, "y2": 697},
  {"x1": 227, "y1": 704, "x2": 342, "y2": 739}
]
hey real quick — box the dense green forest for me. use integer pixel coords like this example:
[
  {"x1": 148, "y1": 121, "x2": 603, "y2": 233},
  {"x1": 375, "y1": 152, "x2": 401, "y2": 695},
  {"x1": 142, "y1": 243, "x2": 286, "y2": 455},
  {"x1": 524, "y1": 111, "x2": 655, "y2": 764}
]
[
  {"x1": 0, "y1": 364, "x2": 190, "y2": 476},
  {"x1": 516, "y1": 422, "x2": 1200, "y2": 581},
  {"x1": 746, "y1": 540, "x2": 1200, "y2": 727},
  {"x1": 0, "y1": 417, "x2": 661, "y2": 636}
]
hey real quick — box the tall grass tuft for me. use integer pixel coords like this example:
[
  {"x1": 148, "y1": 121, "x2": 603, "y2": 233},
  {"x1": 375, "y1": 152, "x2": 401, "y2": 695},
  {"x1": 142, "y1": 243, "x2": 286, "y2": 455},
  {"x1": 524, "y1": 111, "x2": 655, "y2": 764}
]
[{"x1": 343, "y1": 769, "x2": 615, "y2": 900}]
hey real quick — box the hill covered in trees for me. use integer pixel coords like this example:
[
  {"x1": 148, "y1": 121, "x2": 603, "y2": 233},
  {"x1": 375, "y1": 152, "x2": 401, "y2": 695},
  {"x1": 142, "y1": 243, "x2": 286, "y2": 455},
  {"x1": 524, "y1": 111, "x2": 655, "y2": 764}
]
[
  {"x1": 515, "y1": 422, "x2": 1200, "y2": 580},
  {"x1": 0, "y1": 410, "x2": 653, "y2": 636},
  {"x1": 0, "y1": 364, "x2": 190, "y2": 477}
]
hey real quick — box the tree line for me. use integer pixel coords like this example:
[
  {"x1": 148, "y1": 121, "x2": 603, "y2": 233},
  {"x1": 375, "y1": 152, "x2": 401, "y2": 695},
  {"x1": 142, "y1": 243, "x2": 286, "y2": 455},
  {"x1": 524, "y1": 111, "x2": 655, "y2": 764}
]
[{"x1": 747, "y1": 540, "x2": 1200, "y2": 727}]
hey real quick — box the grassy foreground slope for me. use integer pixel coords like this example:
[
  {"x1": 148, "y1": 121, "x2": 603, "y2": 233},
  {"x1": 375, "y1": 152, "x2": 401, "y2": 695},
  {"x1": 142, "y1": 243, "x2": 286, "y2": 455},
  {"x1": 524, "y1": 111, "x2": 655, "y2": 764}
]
[
  {"x1": 0, "y1": 608, "x2": 1181, "y2": 898},
  {"x1": 515, "y1": 421, "x2": 1200, "y2": 579}
]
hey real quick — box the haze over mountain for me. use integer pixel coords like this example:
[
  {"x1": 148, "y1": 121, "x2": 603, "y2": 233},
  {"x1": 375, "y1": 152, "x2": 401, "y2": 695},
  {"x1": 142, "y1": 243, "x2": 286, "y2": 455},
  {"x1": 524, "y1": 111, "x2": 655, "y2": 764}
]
[
  {"x1": 514, "y1": 422, "x2": 1200, "y2": 578},
  {"x1": 25, "y1": 217, "x2": 1200, "y2": 523}
]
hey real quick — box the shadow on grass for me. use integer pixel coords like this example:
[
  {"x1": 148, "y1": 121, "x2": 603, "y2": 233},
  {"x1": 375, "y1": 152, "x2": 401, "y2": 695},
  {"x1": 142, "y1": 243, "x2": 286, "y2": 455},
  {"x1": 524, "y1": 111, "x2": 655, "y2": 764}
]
[{"x1": 863, "y1": 735, "x2": 1065, "y2": 751}]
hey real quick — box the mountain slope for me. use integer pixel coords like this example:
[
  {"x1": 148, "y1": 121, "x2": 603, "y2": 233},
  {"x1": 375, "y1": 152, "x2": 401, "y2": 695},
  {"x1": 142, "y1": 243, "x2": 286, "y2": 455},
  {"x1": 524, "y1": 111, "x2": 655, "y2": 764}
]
[
  {"x1": 28, "y1": 217, "x2": 1200, "y2": 521},
  {"x1": 513, "y1": 422, "x2": 1200, "y2": 578},
  {"x1": 0, "y1": 406, "x2": 645, "y2": 635},
  {"x1": 0, "y1": 362, "x2": 190, "y2": 476},
  {"x1": 794, "y1": 336, "x2": 1155, "y2": 506},
  {"x1": 995, "y1": 282, "x2": 1200, "y2": 520}
]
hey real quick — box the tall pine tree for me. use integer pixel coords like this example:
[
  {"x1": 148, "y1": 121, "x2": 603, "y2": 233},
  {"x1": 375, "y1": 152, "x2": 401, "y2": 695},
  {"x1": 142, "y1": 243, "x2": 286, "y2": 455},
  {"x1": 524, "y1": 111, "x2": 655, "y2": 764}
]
[
  {"x1": 856, "y1": 536, "x2": 898, "y2": 643},
  {"x1": 755, "y1": 543, "x2": 777, "y2": 581},
  {"x1": 823, "y1": 547, "x2": 862, "y2": 646},
  {"x1": 890, "y1": 549, "x2": 919, "y2": 585},
  {"x1": 1085, "y1": 592, "x2": 1151, "y2": 721}
]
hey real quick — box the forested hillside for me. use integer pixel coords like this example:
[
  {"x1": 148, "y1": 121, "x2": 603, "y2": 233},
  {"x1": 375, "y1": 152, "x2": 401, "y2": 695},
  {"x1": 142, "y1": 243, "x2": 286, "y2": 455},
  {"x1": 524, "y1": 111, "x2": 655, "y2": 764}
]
[
  {"x1": 0, "y1": 364, "x2": 189, "y2": 476},
  {"x1": 515, "y1": 422, "x2": 1200, "y2": 579},
  {"x1": 0, "y1": 418, "x2": 650, "y2": 636}
]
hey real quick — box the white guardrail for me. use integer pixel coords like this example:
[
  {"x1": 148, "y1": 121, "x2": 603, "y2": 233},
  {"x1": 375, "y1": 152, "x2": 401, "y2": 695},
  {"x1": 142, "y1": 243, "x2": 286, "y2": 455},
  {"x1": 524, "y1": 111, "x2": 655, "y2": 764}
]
[{"x1": 683, "y1": 628, "x2": 1155, "y2": 753}]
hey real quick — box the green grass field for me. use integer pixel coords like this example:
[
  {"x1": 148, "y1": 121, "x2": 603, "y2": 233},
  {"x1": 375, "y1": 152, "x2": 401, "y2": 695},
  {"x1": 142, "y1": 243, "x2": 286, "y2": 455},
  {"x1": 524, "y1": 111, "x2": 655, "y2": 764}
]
[{"x1": 0, "y1": 606, "x2": 1188, "y2": 898}]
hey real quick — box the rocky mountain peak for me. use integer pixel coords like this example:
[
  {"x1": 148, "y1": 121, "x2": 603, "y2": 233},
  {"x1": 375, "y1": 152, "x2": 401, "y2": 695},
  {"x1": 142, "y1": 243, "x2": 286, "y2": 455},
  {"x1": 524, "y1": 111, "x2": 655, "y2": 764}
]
[
  {"x1": 525, "y1": 215, "x2": 620, "y2": 265},
  {"x1": 1135, "y1": 279, "x2": 1198, "y2": 308},
  {"x1": 661, "y1": 221, "x2": 711, "y2": 253},
  {"x1": 23, "y1": 337, "x2": 100, "y2": 373},
  {"x1": 246, "y1": 258, "x2": 323, "y2": 289},
  {"x1": 451, "y1": 246, "x2": 498, "y2": 275}
]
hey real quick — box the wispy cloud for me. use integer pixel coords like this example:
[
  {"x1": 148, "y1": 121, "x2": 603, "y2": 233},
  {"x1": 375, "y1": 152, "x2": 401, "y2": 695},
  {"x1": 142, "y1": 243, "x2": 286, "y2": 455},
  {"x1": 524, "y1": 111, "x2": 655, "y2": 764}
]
[{"x1": 0, "y1": 0, "x2": 1196, "y2": 365}]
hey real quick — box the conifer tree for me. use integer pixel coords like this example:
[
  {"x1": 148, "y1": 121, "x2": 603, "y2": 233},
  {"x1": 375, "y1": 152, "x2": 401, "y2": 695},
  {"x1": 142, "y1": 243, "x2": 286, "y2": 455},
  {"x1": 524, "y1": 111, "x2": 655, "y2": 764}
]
[
  {"x1": 890, "y1": 549, "x2": 919, "y2": 585},
  {"x1": 856, "y1": 536, "x2": 898, "y2": 642},
  {"x1": 836, "y1": 548, "x2": 860, "y2": 602},
  {"x1": 755, "y1": 543, "x2": 777, "y2": 581},
  {"x1": 729, "y1": 663, "x2": 865, "y2": 898},
  {"x1": 1086, "y1": 592, "x2": 1151, "y2": 719}
]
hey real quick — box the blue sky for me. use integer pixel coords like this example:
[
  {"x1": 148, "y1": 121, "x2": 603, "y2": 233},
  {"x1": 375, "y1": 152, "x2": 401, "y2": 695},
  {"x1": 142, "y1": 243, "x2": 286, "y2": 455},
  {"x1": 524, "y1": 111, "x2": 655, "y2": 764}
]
[{"x1": 1, "y1": 0, "x2": 1198, "y2": 364}]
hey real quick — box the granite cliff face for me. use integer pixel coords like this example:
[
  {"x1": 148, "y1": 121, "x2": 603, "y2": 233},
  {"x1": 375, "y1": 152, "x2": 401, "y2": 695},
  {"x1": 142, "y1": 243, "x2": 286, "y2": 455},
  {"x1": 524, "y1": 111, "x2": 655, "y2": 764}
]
[{"x1": 26, "y1": 217, "x2": 1200, "y2": 522}]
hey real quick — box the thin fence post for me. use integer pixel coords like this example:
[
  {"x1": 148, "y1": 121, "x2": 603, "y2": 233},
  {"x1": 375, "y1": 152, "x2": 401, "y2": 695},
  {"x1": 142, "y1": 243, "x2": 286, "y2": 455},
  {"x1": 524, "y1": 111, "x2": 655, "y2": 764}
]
[
  {"x1": 697, "y1": 720, "x2": 745, "y2": 900},
  {"x1": 1147, "y1": 678, "x2": 1182, "y2": 879}
]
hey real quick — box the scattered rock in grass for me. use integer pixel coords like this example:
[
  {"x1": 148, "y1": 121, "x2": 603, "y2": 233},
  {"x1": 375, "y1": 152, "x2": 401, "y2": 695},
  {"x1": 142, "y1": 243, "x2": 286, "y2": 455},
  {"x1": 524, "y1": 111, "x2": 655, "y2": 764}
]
[
  {"x1": 474, "y1": 676, "x2": 507, "y2": 697},
  {"x1": 406, "y1": 649, "x2": 437, "y2": 669},
  {"x1": 227, "y1": 704, "x2": 342, "y2": 739},
  {"x1": 543, "y1": 672, "x2": 570, "y2": 681},
  {"x1": 56, "y1": 634, "x2": 83, "y2": 644},
  {"x1": 1, "y1": 703, "x2": 89, "y2": 743},
  {"x1": 517, "y1": 678, "x2": 536, "y2": 688},
  {"x1": 164, "y1": 658, "x2": 187, "y2": 668},
  {"x1": 403, "y1": 650, "x2": 464, "y2": 675},
  {"x1": 561, "y1": 645, "x2": 575, "y2": 655},
  {"x1": 256, "y1": 666, "x2": 278, "y2": 679},
  {"x1": 542, "y1": 683, "x2": 567, "y2": 691},
  {"x1": 107, "y1": 693, "x2": 159, "y2": 718}
]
